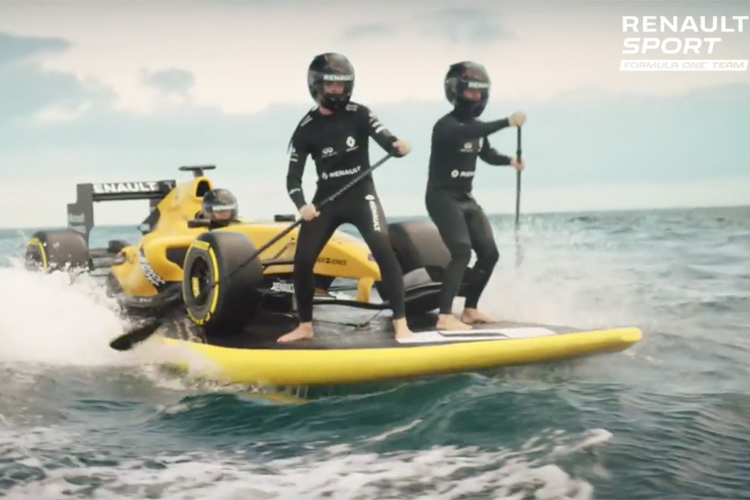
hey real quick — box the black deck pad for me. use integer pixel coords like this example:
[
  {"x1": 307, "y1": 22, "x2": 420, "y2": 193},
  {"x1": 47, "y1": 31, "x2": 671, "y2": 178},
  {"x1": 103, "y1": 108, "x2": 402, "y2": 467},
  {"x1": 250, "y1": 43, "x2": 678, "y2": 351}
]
[{"x1": 164, "y1": 309, "x2": 581, "y2": 351}]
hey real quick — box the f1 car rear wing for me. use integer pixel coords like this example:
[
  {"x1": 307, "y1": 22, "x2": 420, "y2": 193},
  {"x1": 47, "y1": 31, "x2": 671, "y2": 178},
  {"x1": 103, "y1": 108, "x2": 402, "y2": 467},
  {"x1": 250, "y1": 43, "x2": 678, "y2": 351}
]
[{"x1": 66, "y1": 179, "x2": 176, "y2": 246}]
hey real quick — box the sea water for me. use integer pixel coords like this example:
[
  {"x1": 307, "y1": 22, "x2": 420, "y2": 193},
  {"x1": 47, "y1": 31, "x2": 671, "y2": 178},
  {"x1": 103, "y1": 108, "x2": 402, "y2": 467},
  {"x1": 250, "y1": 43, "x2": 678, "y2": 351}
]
[{"x1": 0, "y1": 206, "x2": 748, "y2": 499}]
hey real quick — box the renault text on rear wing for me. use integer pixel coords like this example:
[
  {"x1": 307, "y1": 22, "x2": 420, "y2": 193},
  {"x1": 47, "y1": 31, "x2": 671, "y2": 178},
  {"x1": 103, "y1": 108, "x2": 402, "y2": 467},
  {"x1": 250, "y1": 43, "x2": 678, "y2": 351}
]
[{"x1": 67, "y1": 179, "x2": 176, "y2": 245}]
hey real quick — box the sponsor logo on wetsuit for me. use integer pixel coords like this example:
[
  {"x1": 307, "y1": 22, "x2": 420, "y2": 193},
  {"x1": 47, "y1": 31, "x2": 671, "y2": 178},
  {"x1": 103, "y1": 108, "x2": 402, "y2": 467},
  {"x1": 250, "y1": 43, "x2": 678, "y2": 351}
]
[
  {"x1": 299, "y1": 114, "x2": 313, "y2": 128},
  {"x1": 93, "y1": 182, "x2": 161, "y2": 195},
  {"x1": 321, "y1": 146, "x2": 336, "y2": 159},
  {"x1": 365, "y1": 194, "x2": 381, "y2": 231},
  {"x1": 451, "y1": 169, "x2": 475, "y2": 178},
  {"x1": 321, "y1": 165, "x2": 361, "y2": 180},
  {"x1": 288, "y1": 145, "x2": 298, "y2": 163},
  {"x1": 460, "y1": 137, "x2": 484, "y2": 153},
  {"x1": 368, "y1": 112, "x2": 388, "y2": 135},
  {"x1": 345, "y1": 135, "x2": 358, "y2": 152}
]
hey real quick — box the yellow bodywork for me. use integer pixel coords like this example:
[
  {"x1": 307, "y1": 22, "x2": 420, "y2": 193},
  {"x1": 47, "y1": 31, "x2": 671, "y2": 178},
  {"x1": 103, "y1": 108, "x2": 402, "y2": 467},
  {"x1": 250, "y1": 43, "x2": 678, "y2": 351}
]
[
  {"x1": 109, "y1": 174, "x2": 381, "y2": 301},
  {"x1": 153, "y1": 327, "x2": 643, "y2": 386}
]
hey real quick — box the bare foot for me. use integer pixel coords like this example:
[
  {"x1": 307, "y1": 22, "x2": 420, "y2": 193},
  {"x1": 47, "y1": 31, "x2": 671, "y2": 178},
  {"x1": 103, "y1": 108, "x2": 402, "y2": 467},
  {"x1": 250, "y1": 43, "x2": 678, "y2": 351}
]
[
  {"x1": 277, "y1": 321, "x2": 314, "y2": 343},
  {"x1": 461, "y1": 308, "x2": 496, "y2": 325},
  {"x1": 392, "y1": 317, "x2": 414, "y2": 340},
  {"x1": 435, "y1": 313, "x2": 472, "y2": 331}
]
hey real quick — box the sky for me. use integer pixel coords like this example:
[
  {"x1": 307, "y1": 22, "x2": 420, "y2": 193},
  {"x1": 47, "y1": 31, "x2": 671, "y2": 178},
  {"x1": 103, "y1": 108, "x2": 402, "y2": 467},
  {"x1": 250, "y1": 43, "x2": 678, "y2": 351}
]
[{"x1": 1, "y1": 0, "x2": 749, "y2": 228}]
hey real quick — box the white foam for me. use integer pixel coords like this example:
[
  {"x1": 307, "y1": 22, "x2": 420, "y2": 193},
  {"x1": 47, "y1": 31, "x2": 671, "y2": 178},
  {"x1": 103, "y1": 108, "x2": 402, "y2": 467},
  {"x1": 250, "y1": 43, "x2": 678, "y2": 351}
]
[
  {"x1": 4, "y1": 439, "x2": 602, "y2": 500},
  {"x1": 0, "y1": 262, "x2": 138, "y2": 367}
]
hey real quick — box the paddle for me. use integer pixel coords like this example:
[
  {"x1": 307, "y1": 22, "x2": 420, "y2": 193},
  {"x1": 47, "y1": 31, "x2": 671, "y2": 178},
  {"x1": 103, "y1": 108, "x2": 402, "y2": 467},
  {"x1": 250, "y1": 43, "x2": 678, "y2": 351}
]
[
  {"x1": 108, "y1": 152, "x2": 395, "y2": 352},
  {"x1": 514, "y1": 126, "x2": 523, "y2": 268},
  {"x1": 515, "y1": 126, "x2": 522, "y2": 229}
]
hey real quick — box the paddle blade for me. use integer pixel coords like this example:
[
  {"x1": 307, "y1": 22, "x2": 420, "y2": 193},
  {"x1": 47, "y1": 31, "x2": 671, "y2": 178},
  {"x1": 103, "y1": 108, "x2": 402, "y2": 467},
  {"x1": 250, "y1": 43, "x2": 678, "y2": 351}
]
[{"x1": 109, "y1": 320, "x2": 162, "y2": 351}]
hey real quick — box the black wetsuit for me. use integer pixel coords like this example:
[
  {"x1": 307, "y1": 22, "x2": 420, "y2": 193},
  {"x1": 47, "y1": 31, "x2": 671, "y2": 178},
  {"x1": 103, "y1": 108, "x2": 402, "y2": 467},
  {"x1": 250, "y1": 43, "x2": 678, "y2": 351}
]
[
  {"x1": 286, "y1": 102, "x2": 406, "y2": 322},
  {"x1": 426, "y1": 111, "x2": 513, "y2": 314}
]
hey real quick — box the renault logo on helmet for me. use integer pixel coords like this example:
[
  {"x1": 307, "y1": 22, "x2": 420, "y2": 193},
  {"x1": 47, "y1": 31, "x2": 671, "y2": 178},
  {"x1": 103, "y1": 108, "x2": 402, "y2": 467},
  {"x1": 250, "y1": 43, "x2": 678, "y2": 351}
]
[{"x1": 323, "y1": 74, "x2": 353, "y2": 81}]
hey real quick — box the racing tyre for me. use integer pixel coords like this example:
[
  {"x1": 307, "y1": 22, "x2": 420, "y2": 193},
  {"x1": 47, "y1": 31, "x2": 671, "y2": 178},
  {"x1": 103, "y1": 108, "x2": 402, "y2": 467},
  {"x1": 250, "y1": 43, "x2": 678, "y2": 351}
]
[
  {"x1": 378, "y1": 220, "x2": 476, "y2": 314},
  {"x1": 387, "y1": 220, "x2": 452, "y2": 281},
  {"x1": 25, "y1": 229, "x2": 89, "y2": 273},
  {"x1": 181, "y1": 231, "x2": 265, "y2": 336}
]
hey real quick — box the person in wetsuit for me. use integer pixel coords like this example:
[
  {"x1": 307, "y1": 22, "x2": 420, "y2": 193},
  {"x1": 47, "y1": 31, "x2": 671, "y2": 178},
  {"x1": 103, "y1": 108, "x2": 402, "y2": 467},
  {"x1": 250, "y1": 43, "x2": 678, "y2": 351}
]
[
  {"x1": 426, "y1": 61, "x2": 526, "y2": 331},
  {"x1": 198, "y1": 188, "x2": 241, "y2": 229},
  {"x1": 277, "y1": 52, "x2": 413, "y2": 343}
]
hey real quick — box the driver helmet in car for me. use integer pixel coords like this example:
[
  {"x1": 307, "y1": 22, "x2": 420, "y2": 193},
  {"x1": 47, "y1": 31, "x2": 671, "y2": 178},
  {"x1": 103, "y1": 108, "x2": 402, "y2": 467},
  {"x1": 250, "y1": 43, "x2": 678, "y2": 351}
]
[{"x1": 200, "y1": 188, "x2": 239, "y2": 227}]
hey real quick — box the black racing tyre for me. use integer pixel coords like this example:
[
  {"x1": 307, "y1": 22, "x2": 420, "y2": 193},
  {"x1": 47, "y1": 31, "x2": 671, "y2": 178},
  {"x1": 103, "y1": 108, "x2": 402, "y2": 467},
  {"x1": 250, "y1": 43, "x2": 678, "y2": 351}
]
[
  {"x1": 181, "y1": 231, "x2": 265, "y2": 336},
  {"x1": 25, "y1": 229, "x2": 89, "y2": 273},
  {"x1": 387, "y1": 220, "x2": 452, "y2": 282}
]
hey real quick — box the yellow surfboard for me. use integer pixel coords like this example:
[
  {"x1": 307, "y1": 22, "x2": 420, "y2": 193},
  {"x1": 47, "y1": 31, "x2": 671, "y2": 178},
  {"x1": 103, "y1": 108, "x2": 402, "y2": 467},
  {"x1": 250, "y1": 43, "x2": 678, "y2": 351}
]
[{"x1": 137, "y1": 318, "x2": 641, "y2": 387}]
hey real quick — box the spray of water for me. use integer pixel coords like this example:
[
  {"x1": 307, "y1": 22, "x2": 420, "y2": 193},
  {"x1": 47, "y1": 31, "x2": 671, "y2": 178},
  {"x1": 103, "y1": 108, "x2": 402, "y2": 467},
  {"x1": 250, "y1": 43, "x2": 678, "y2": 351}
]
[
  {"x1": 0, "y1": 260, "x2": 143, "y2": 366},
  {"x1": 470, "y1": 216, "x2": 643, "y2": 331}
]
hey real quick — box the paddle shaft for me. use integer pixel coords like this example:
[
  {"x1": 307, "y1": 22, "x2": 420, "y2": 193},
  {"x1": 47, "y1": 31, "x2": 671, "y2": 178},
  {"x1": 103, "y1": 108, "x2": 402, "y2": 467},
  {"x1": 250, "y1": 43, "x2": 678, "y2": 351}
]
[{"x1": 514, "y1": 126, "x2": 522, "y2": 229}]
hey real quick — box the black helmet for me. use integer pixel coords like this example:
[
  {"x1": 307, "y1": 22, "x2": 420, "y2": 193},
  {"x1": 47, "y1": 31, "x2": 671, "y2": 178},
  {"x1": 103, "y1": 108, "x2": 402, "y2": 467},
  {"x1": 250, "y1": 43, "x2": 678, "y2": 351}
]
[
  {"x1": 307, "y1": 52, "x2": 355, "y2": 111},
  {"x1": 201, "y1": 188, "x2": 238, "y2": 225},
  {"x1": 444, "y1": 61, "x2": 491, "y2": 118}
]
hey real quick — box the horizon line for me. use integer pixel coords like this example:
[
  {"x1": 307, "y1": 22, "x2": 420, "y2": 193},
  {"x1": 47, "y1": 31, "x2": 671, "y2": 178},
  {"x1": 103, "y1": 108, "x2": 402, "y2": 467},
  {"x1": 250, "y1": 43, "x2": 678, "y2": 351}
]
[{"x1": 3, "y1": 202, "x2": 747, "y2": 232}]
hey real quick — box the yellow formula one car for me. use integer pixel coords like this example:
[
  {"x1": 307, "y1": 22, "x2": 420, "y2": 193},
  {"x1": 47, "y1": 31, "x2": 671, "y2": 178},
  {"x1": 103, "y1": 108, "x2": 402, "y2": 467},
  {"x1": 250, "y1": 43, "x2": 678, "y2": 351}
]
[{"x1": 24, "y1": 165, "x2": 469, "y2": 336}]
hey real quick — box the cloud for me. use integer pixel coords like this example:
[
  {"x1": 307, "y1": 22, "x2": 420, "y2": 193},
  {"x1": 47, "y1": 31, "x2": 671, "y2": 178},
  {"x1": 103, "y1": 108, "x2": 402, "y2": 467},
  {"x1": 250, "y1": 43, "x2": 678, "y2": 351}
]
[
  {"x1": 0, "y1": 31, "x2": 114, "y2": 122},
  {"x1": 338, "y1": 6, "x2": 510, "y2": 45},
  {"x1": 0, "y1": 31, "x2": 68, "y2": 66},
  {"x1": 142, "y1": 67, "x2": 195, "y2": 97},
  {"x1": 338, "y1": 23, "x2": 396, "y2": 42},
  {"x1": 0, "y1": 62, "x2": 114, "y2": 121},
  {"x1": 417, "y1": 6, "x2": 510, "y2": 44}
]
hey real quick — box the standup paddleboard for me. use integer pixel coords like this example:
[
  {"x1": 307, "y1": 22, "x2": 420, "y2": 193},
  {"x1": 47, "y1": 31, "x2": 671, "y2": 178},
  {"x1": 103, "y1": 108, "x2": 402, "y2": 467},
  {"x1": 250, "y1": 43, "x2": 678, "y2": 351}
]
[{"x1": 130, "y1": 314, "x2": 641, "y2": 386}]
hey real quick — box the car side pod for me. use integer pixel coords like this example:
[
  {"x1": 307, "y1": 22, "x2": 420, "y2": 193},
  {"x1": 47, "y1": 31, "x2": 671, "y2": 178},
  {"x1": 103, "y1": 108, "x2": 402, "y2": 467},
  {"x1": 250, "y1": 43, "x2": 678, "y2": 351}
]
[{"x1": 181, "y1": 230, "x2": 266, "y2": 337}]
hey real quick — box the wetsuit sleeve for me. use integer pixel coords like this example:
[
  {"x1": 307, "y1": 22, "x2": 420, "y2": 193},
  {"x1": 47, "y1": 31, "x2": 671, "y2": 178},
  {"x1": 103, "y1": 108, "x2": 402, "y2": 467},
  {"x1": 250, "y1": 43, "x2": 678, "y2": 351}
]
[
  {"x1": 434, "y1": 115, "x2": 511, "y2": 142},
  {"x1": 362, "y1": 106, "x2": 400, "y2": 156},
  {"x1": 479, "y1": 137, "x2": 512, "y2": 166},
  {"x1": 285, "y1": 127, "x2": 310, "y2": 210}
]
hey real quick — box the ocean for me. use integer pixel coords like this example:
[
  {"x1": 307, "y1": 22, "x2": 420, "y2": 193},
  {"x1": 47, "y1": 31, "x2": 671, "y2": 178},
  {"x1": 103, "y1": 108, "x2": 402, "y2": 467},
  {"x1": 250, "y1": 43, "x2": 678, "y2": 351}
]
[{"x1": 0, "y1": 205, "x2": 748, "y2": 499}]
